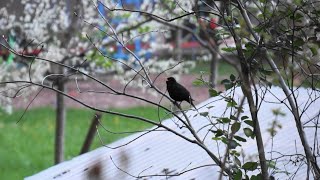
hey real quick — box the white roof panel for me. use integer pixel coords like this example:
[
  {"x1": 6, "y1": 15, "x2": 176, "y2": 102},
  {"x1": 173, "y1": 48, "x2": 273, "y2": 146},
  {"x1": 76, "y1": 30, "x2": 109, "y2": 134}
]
[{"x1": 26, "y1": 87, "x2": 320, "y2": 180}]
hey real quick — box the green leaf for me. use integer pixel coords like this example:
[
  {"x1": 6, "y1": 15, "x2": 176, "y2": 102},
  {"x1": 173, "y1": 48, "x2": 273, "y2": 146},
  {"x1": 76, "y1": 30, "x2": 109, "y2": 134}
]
[
  {"x1": 122, "y1": 12, "x2": 131, "y2": 18},
  {"x1": 226, "y1": 16, "x2": 233, "y2": 23},
  {"x1": 309, "y1": 46, "x2": 318, "y2": 56},
  {"x1": 221, "y1": 137, "x2": 228, "y2": 144},
  {"x1": 200, "y1": 112, "x2": 209, "y2": 117},
  {"x1": 137, "y1": 26, "x2": 151, "y2": 33},
  {"x1": 242, "y1": 162, "x2": 258, "y2": 171},
  {"x1": 227, "y1": 100, "x2": 237, "y2": 107},
  {"x1": 244, "y1": 128, "x2": 254, "y2": 138},
  {"x1": 225, "y1": 83, "x2": 234, "y2": 90},
  {"x1": 230, "y1": 115, "x2": 237, "y2": 120},
  {"x1": 193, "y1": 79, "x2": 204, "y2": 86},
  {"x1": 230, "y1": 74, "x2": 236, "y2": 81},
  {"x1": 234, "y1": 157, "x2": 242, "y2": 167},
  {"x1": 209, "y1": 89, "x2": 219, "y2": 97},
  {"x1": 221, "y1": 79, "x2": 231, "y2": 84},
  {"x1": 237, "y1": 106, "x2": 244, "y2": 113},
  {"x1": 221, "y1": 47, "x2": 237, "y2": 52},
  {"x1": 245, "y1": 42, "x2": 256, "y2": 49},
  {"x1": 219, "y1": 117, "x2": 231, "y2": 123},
  {"x1": 234, "y1": 135, "x2": 247, "y2": 142},
  {"x1": 253, "y1": 26, "x2": 264, "y2": 33},
  {"x1": 230, "y1": 150, "x2": 240, "y2": 156},
  {"x1": 234, "y1": 170, "x2": 242, "y2": 180},
  {"x1": 241, "y1": 116, "x2": 249, "y2": 120},
  {"x1": 244, "y1": 120, "x2": 254, "y2": 127},
  {"x1": 267, "y1": 160, "x2": 276, "y2": 168},
  {"x1": 199, "y1": 71, "x2": 209, "y2": 75},
  {"x1": 212, "y1": 137, "x2": 221, "y2": 141},
  {"x1": 291, "y1": 12, "x2": 304, "y2": 20},
  {"x1": 260, "y1": 69, "x2": 273, "y2": 76},
  {"x1": 221, "y1": 79, "x2": 234, "y2": 90},
  {"x1": 206, "y1": 106, "x2": 214, "y2": 109},
  {"x1": 214, "y1": 129, "x2": 224, "y2": 137},
  {"x1": 293, "y1": 37, "x2": 304, "y2": 47},
  {"x1": 250, "y1": 173, "x2": 262, "y2": 180},
  {"x1": 231, "y1": 122, "x2": 241, "y2": 133},
  {"x1": 272, "y1": 108, "x2": 286, "y2": 116}
]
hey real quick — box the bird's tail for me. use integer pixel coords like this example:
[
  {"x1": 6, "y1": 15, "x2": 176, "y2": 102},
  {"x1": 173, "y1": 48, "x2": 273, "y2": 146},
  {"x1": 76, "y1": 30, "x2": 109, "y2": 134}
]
[
  {"x1": 191, "y1": 102, "x2": 197, "y2": 110},
  {"x1": 189, "y1": 97, "x2": 198, "y2": 110}
]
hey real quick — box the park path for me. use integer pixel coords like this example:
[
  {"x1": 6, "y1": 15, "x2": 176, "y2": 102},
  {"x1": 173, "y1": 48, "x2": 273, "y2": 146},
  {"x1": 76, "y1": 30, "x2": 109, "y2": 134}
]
[{"x1": 13, "y1": 74, "x2": 220, "y2": 110}]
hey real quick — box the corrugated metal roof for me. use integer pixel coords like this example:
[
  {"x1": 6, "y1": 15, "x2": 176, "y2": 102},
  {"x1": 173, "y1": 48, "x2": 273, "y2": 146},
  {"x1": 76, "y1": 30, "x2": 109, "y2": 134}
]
[{"x1": 25, "y1": 87, "x2": 320, "y2": 180}]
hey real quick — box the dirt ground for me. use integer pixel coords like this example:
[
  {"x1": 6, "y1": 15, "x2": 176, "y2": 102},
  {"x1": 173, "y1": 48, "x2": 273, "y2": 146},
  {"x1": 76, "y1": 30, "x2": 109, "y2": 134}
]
[{"x1": 12, "y1": 74, "x2": 220, "y2": 110}]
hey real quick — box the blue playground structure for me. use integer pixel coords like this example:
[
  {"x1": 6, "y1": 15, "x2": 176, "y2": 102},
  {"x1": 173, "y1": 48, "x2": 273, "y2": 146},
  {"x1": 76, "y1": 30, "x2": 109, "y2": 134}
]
[{"x1": 97, "y1": 0, "x2": 153, "y2": 62}]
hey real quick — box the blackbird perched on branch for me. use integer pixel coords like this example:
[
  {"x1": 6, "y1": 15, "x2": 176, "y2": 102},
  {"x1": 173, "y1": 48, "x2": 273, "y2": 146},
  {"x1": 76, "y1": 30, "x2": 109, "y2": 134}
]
[{"x1": 166, "y1": 77, "x2": 197, "y2": 109}]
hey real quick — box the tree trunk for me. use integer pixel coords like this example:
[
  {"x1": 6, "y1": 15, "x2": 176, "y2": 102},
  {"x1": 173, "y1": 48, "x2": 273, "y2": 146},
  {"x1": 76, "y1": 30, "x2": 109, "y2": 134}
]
[
  {"x1": 80, "y1": 113, "x2": 102, "y2": 155},
  {"x1": 175, "y1": 29, "x2": 182, "y2": 61},
  {"x1": 54, "y1": 66, "x2": 66, "y2": 164},
  {"x1": 209, "y1": 51, "x2": 218, "y2": 88}
]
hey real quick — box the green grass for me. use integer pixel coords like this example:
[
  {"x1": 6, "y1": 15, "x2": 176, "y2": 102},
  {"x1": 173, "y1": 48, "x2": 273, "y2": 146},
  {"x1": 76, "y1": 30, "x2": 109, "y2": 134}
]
[
  {"x1": 0, "y1": 106, "x2": 167, "y2": 180},
  {"x1": 191, "y1": 60, "x2": 238, "y2": 77}
]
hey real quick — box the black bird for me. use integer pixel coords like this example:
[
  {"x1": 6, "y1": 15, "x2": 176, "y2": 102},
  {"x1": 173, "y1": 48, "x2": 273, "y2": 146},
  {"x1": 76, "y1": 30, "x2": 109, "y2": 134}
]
[{"x1": 166, "y1": 77, "x2": 197, "y2": 109}]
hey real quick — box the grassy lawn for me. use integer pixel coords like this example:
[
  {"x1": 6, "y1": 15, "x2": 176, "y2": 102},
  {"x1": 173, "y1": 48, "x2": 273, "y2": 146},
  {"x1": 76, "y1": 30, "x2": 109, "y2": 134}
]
[
  {"x1": 0, "y1": 106, "x2": 167, "y2": 180},
  {"x1": 191, "y1": 60, "x2": 238, "y2": 77}
]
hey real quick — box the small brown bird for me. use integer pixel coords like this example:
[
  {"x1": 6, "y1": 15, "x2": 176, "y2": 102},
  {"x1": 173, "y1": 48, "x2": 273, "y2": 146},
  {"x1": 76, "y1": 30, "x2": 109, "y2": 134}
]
[{"x1": 166, "y1": 77, "x2": 197, "y2": 109}]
